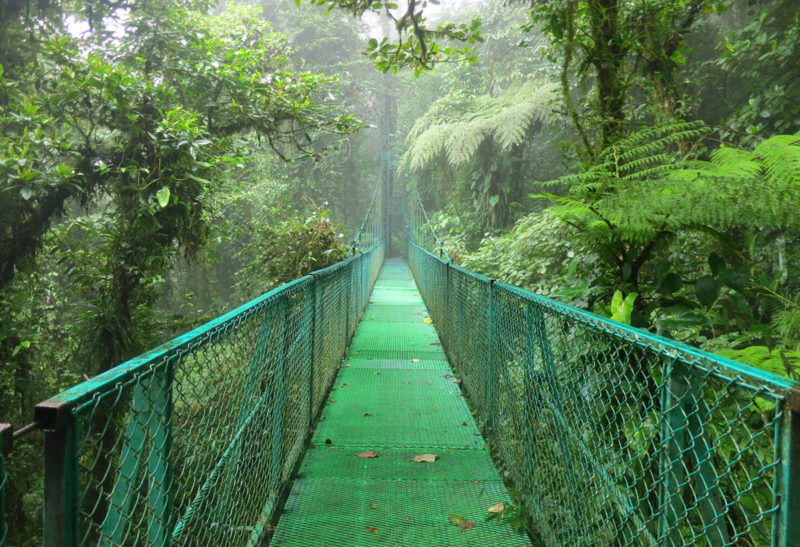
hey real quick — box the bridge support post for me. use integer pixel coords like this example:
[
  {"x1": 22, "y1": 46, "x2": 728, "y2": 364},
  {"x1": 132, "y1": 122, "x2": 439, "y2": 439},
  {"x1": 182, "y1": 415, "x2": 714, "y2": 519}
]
[
  {"x1": 36, "y1": 402, "x2": 79, "y2": 547},
  {"x1": 778, "y1": 407, "x2": 800, "y2": 546},
  {"x1": 658, "y1": 357, "x2": 689, "y2": 546},
  {"x1": 486, "y1": 280, "x2": 496, "y2": 433},
  {"x1": 657, "y1": 361, "x2": 729, "y2": 546},
  {"x1": 444, "y1": 263, "x2": 450, "y2": 350},
  {"x1": 305, "y1": 278, "x2": 316, "y2": 429},
  {"x1": 522, "y1": 302, "x2": 538, "y2": 496}
]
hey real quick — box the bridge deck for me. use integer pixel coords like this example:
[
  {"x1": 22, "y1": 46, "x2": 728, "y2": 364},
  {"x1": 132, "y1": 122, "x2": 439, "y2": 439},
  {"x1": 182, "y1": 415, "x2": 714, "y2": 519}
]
[{"x1": 272, "y1": 259, "x2": 529, "y2": 545}]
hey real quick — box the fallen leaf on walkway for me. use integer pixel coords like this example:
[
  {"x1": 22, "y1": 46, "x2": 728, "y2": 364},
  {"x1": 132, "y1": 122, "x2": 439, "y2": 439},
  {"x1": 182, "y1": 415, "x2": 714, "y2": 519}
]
[
  {"x1": 488, "y1": 502, "x2": 505, "y2": 514},
  {"x1": 462, "y1": 421, "x2": 468, "y2": 426},
  {"x1": 357, "y1": 450, "x2": 379, "y2": 458},
  {"x1": 328, "y1": 398, "x2": 337, "y2": 403},
  {"x1": 325, "y1": 438, "x2": 332, "y2": 444},
  {"x1": 427, "y1": 381, "x2": 432, "y2": 385},
  {"x1": 423, "y1": 317, "x2": 432, "y2": 325},
  {"x1": 364, "y1": 413, "x2": 373, "y2": 417},
  {"x1": 374, "y1": 372, "x2": 381, "y2": 375},
  {"x1": 370, "y1": 503, "x2": 379, "y2": 510},
  {"x1": 340, "y1": 383, "x2": 348, "y2": 387},
  {"x1": 344, "y1": 363, "x2": 351, "y2": 367},
  {"x1": 432, "y1": 404, "x2": 437, "y2": 408},
  {"x1": 452, "y1": 377, "x2": 461, "y2": 384},
  {"x1": 448, "y1": 515, "x2": 475, "y2": 531},
  {"x1": 411, "y1": 453, "x2": 438, "y2": 463},
  {"x1": 365, "y1": 526, "x2": 379, "y2": 533},
  {"x1": 411, "y1": 358, "x2": 420, "y2": 363},
  {"x1": 444, "y1": 374, "x2": 453, "y2": 379}
]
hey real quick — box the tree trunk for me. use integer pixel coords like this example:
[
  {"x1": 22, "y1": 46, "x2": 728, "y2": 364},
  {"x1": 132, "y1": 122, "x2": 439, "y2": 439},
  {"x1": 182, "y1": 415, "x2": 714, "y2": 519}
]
[{"x1": 588, "y1": 0, "x2": 626, "y2": 147}]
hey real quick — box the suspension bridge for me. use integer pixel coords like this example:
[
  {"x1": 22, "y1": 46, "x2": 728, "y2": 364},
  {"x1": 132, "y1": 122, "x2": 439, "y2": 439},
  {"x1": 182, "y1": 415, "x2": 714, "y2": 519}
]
[{"x1": 1, "y1": 178, "x2": 799, "y2": 546}]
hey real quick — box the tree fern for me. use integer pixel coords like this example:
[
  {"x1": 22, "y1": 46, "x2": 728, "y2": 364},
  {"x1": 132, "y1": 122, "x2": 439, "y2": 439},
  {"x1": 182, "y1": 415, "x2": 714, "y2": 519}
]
[
  {"x1": 538, "y1": 123, "x2": 800, "y2": 248},
  {"x1": 401, "y1": 79, "x2": 557, "y2": 172}
]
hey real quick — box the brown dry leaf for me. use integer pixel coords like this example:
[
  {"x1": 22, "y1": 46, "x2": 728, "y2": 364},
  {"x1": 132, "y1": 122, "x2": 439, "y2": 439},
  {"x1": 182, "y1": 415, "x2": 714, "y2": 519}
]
[
  {"x1": 328, "y1": 398, "x2": 337, "y2": 403},
  {"x1": 448, "y1": 515, "x2": 475, "y2": 531},
  {"x1": 461, "y1": 421, "x2": 468, "y2": 426},
  {"x1": 411, "y1": 453, "x2": 438, "y2": 463},
  {"x1": 411, "y1": 358, "x2": 420, "y2": 363},
  {"x1": 370, "y1": 503, "x2": 379, "y2": 510},
  {"x1": 344, "y1": 363, "x2": 351, "y2": 367},
  {"x1": 488, "y1": 502, "x2": 505, "y2": 513},
  {"x1": 325, "y1": 439, "x2": 333, "y2": 445},
  {"x1": 427, "y1": 381, "x2": 432, "y2": 385},
  {"x1": 444, "y1": 374, "x2": 453, "y2": 379},
  {"x1": 365, "y1": 526, "x2": 379, "y2": 533},
  {"x1": 357, "y1": 450, "x2": 379, "y2": 458},
  {"x1": 364, "y1": 413, "x2": 373, "y2": 417},
  {"x1": 432, "y1": 404, "x2": 437, "y2": 408},
  {"x1": 452, "y1": 377, "x2": 462, "y2": 384},
  {"x1": 374, "y1": 372, "x2": 381, "y2": 375}
]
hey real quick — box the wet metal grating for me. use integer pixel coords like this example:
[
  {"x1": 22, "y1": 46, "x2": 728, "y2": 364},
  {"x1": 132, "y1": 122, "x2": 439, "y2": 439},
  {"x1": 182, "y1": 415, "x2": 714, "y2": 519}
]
[{"x1": 272, "y1": 259, "x2": 530, "y2": 546}]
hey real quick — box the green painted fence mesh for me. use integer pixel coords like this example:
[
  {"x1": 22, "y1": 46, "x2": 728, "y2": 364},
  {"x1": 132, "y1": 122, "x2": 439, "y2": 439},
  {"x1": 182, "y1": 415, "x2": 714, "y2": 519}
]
[
  {"x1": 408, "y1": 192, "x2": 800, "y2": 546},
  {"x1": 2, "y1": 173, "x2": 799, "y2": 546},
  {"x1": 5, "y1": 181, "x2": 386, "y2": 546}
]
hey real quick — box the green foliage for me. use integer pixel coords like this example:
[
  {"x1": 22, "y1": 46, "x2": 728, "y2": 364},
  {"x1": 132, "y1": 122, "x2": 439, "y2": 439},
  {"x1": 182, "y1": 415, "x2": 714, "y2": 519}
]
[
  {"x1": 715, "y1": 346, "x2": 800, "y2": 380},
  {"x1": 609, "y1": 290, "x2": 637, "y2": 325},
  {"x1": 535, "y1": 123, "x2": 800, "y2": 249},
  {"x1": 716, "y1": 0, "x2": 800, "y2": 144},
  {"x1": 526, "y1": 0, "x2": 727, "y2": 153},
  {"x1": 459, "y1": 208, "x2": 604, "y2": 306},
  {"x1": 404, "y1": 78, "x2": 560, "y2": 230},
  {"x1": 402, "y1": 80, "x2": 557, "y2": 171},
  {"x1": 299, "y1": 0, "x2": 483, "y2": 75}
]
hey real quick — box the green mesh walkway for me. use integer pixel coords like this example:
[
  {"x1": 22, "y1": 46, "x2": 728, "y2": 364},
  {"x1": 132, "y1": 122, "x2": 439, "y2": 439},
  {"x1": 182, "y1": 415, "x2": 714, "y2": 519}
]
[{"x1": 272, "y1": 259, "x2": 530, "y2": 546}]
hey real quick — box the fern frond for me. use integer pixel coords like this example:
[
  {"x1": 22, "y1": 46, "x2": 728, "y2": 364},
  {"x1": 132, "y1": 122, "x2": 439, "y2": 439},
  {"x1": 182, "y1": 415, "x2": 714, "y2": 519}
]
[
  {"x1": 403, "y1": 79, "x2": 556, "y2": 173},
  {"x1": 709, "y1": 145, "x2": 761, "y2": 178},
  {"x1": 752, "y1": 132, "x2": 800, "y2": 185},
  {"x1": 444, "y1": 119, "x2": 490, "y2": 167},
  {"x1": 400, "y1": 123, "x2": 452, "y2": 172}
]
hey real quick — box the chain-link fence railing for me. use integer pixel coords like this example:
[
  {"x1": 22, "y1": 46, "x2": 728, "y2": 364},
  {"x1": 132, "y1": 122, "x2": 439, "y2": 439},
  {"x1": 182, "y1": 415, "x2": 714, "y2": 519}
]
[
  {"x1": 0, "y1": 178, "x2": 385, "y2": 547},
  {"x1": 408, "y1": 193, "x2": 799, "y2": 546},
  {"x1": 30, "y1": 243, "x2": 381, "y2": 546}
]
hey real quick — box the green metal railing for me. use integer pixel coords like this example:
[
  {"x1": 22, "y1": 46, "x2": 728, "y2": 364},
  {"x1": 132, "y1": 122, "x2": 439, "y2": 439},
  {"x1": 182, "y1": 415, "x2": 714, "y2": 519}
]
[
  {"x1": 3, "y1": 175, "x2": 798, "y2": 546},
  {"x1": 0, "y1": 180, "x2": 385, "y2": 546},
  {"x1": 408, "y1": 192, "x2": 800, "y2": 546}
]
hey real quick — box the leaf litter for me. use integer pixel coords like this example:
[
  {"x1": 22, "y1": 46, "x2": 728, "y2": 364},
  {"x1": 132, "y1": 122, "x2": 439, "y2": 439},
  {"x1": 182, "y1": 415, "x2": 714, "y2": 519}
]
[{"x1": 448, "y1": 514, "x2": 475, "y2": 531}]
